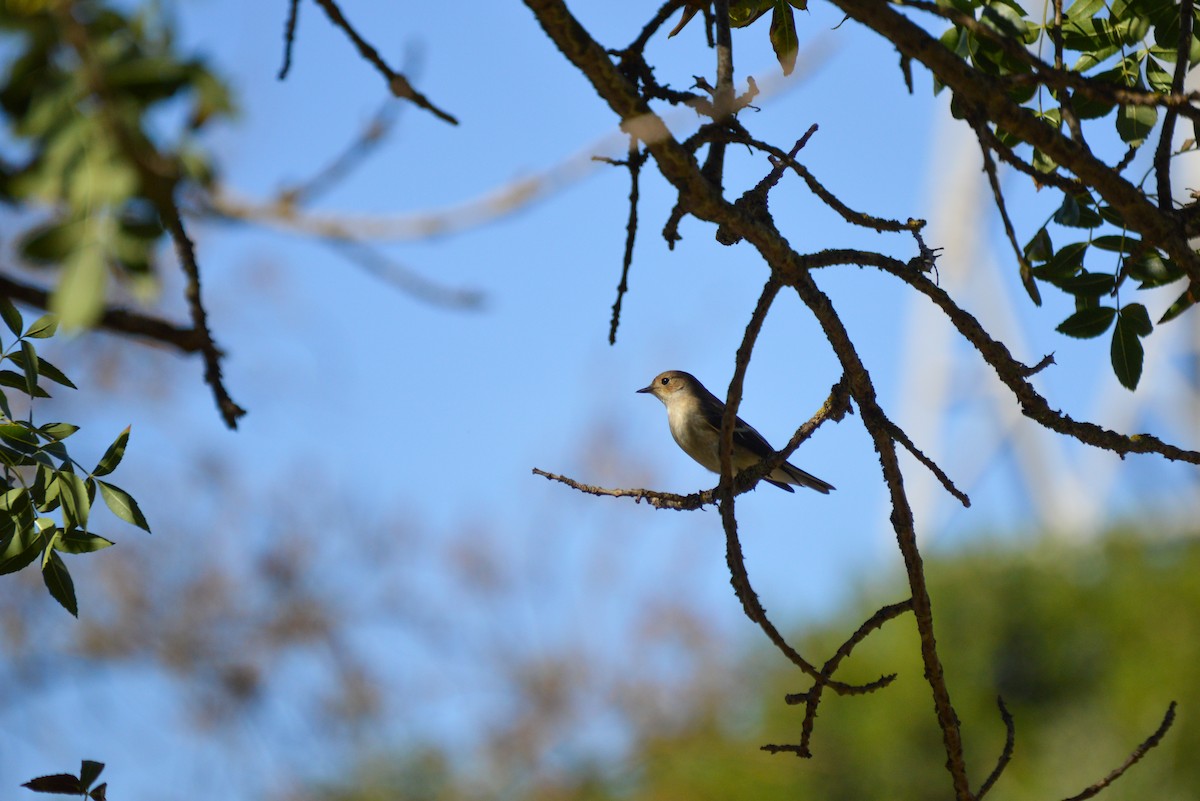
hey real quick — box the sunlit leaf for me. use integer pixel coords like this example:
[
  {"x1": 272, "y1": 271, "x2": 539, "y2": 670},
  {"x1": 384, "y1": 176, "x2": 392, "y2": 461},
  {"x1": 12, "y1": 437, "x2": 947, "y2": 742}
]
[
  {"x1": 97, "y1": 480, "x2": 150, "y2": 532},
  {"x1": 55, "y1": 530, "x2": 115, "y2": 554},
  {"x1": 93, "y1": 426, "x2": 129, "y2": 477},
  {"x1": 0, "y1": 297, "x2": 22, "y2": 338}
]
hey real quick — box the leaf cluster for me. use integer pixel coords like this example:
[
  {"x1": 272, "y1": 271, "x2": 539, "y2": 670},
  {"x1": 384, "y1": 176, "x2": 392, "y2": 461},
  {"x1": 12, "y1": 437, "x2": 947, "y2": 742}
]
[
  {"x1": 0, "y1": 0, "x2": 234, "y2": 328},
  {"x1": 933, "y1": 0, "x2": 1200, "y2": 389},
  {"x1": 0, "y1": 298, "x2": 149, "y2": 616}
]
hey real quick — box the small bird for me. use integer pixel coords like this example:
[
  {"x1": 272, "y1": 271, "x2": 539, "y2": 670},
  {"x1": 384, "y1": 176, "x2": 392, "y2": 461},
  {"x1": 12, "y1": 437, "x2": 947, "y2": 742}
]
[{"x1": 637, "y1": 370, "x2": 834, "y2": 494}]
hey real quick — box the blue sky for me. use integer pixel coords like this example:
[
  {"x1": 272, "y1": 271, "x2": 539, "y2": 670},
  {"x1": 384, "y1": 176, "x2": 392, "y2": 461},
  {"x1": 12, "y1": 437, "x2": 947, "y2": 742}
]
[{"x1": 4, "y1": 2, "x2": 1200, "y2": 799}]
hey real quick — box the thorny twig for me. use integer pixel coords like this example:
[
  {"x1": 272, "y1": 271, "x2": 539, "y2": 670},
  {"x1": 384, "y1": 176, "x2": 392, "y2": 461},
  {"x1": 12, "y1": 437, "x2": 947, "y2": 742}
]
[{"x1": 307, "y1": 0, "x2": 458, "y2": 125}]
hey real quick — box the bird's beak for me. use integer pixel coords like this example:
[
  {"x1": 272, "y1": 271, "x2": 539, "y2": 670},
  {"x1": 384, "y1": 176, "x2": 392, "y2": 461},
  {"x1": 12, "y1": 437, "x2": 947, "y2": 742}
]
[{"x1": 636, "y1": 383, "x2": 654, "y2": 395}]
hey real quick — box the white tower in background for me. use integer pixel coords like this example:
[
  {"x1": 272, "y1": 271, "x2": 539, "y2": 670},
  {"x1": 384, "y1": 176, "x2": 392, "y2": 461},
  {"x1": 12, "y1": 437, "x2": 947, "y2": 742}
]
[{"x1": 896, "y1": 113, "x2": 1200, "y2": 541}]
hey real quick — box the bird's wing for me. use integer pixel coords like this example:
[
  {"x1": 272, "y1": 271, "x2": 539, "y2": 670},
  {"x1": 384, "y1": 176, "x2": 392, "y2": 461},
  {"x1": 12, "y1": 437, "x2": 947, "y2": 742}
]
[{"x1": 696, "y1": 396, "x2": 776, "y2": 460}]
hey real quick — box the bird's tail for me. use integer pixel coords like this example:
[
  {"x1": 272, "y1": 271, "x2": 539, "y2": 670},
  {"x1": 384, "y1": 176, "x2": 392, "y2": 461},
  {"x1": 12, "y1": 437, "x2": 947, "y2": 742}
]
[{"x1": 778, "y1": 463, "x2": 835, "y2": 494}]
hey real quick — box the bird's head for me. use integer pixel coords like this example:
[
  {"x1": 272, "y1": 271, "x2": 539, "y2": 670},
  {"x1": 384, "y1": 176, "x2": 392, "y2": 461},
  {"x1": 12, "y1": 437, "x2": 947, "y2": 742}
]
[{"x1": 636, "y1": 370, "x2": 697, "y2": 404}]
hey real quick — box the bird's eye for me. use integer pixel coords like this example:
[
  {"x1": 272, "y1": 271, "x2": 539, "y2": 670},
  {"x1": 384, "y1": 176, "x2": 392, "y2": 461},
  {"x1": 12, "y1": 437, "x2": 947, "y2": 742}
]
[{"x1": 660, "y1": 377, "x2": 670, "y2": 386}]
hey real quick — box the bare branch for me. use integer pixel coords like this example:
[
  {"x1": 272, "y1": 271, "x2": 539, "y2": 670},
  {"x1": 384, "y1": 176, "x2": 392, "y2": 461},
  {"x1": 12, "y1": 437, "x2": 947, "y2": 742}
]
[
  {"x1": 884, "y1": 415, "x2": 971, "y2": 508},
  {"x1": 601, "y1": 139, "x2": 648, "y2": 345},
  {"x1": 309, "y1": 0, "x2": 458, "y2": 125},
  {"x1": 277, "y1": 0, "x2": 301, "y2": 80},
  {"x1": 162, "y1": 208, "x2": 246, "y2": 428},
  {"x1": 776, "y1": 598, "x2": 913, "y2": 757},
  {"x1": 0, "y1": 272, "x2": 204, "y2": 353}
]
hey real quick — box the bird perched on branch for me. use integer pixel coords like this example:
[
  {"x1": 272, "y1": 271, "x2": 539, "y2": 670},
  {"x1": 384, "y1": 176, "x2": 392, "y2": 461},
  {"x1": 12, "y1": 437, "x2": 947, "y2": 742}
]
[{"x1": 637, "y1": 370, "x2": 834, "y2": 494}]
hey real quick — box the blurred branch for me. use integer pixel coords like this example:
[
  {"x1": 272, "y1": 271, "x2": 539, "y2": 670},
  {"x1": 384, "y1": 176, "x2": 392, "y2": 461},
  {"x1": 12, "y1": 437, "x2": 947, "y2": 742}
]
[
  {"x1": 323, "y1": 240, "x2": 484, "y2": 310},
  {"x1": 58, "y1": 7, "x2": 245, "y2": 428},
  {"x1": 0, "y1": 272, "x2": 205, "y2": 353},
  {"x1": 307, "y1": 0, "x2": 458, "y2": 125},
  {"x1": 278, "y1": 100, "x2": 403, "y2": 208},
  {"x1": 976, "y1": 697, "x2": 1016, "y2": 800},
  {"x1": 1061, "y1": 701, "x2": 1177, "y2": 801}
]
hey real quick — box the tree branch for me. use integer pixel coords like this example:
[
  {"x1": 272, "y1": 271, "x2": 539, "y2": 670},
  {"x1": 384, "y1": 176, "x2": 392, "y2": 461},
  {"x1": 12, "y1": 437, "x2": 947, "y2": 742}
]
[
  {"x1": 308, "y1": 0, "x2": 458, "y2": 125},
  {"x1": 1061, "y1": 701, "x2": 1177, "y2": 801}
]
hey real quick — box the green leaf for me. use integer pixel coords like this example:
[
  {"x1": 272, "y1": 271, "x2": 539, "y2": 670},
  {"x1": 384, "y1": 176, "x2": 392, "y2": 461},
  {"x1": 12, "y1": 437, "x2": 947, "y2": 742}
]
[
  {"x1": 38, "y1": 422, "x2": 79, "y2": 441},
  {"x1": 98, "y1": 480, "x2": 150, "y2": 532},
  {"x1": 769, "y1": 2, "x2": 800, "y2": 75},
  {"x1": 1034, "y1": 241, "x2": 1089, "y2": 280},
  {"x1": 1025, "y1": 227, "x2": 1053, "y2": 262},
  {"x1": 21, "y1": 774, "x2": 83, "y2": 794},
  {"x1": 55, "y1": 530, "x2": 115, "y2": 554},
  {"x1": 1144, "y1": 56, "x2": 1173, "y2": 93},
  {"x1": 1119, "y1": 302, "x2": 1153, "y2": 337},
  {"x1": 1116, "y1": 104, "x2": 1158, "y2": 146},
  {"x1": 52, "y1": 241, "x2": 108, "y2": 331},
  {"x1": 59, "y1": 469, "x2": 91, "y2": 529},
  {"x1": 0, "y1": 297, "x2": 22, "y2": 338},
  {"x1": 1058, "y1": 270, "x2": 1115, "y2": 296},
  {"x1": 17, "y1": 217, "x2": 86, "y2": 265},
  {"x1": 24, "y1": 313, "x2": 58, "y2": 339},
  {"x1": 34, "y1": 356, "x2": 77, "y2": 389},
  {"x1": 1158, "y1": 281, "x2": 1198, "y2": 323},
  {"x1": 79, "y1": 761, "x2": 105, "y2": 792},
  {"x1": 1111, "y1": 313, "x2": 1145, "y2": 389},
  {"x1": 0, "y1": 491, "x2": 40, "y2": 576},
  {"x1": 32, "y1": 466, "x2": 60, "y2": 510},
  {"x1": 1127, "y1": 251, "x2": 1182, "y2": 288},
  {"x1": 1057, "y1": 306, "x2": 1117, "y2": 338},
  {"x1": 93, "y1": 426, "x2": 130, "y2": 477},
  {"x1": 729, "y1": 0, "x2": 773, "y2": 27},
  {"x1": 0, "y1": 369, "x2": 50, "y2": 398},
  {"x1": 1091, "y1": 234, "x2": 1136, "y2": 252},
  {"x1": 90, "y1": 782, "x2": 108, "y2": 801},
  {"x1": 19, "y1": 340, "x2": 38, "y2": 395},
  {"x1": 42, "y1": 550, "x2": 78, "y2": 616}
]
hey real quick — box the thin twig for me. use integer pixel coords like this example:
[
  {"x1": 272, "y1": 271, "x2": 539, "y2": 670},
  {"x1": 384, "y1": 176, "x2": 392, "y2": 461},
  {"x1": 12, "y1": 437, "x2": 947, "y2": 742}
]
[
  {"x1": 1154, "y1": 0, "x2": 1194, "y2": 210},
  {"x1": 731, "y1": 128, "x2": 925, "y2": 234},
  {"x1": 310, "y1": 0, "x2": 458, "y2": 125},
  {"x1": 976, "y1": 696, "x2": 1016, "y2": 800},
  {"x1": 279, "y1": 99, "x2": 402, "y2": 208},
  {"x1": 884, "y1": 415, "x2": 971, "y2": 508},
  {"x1": 971, "y1": 118, "x2": 1041, "y2": 305},
  {"x1": 606, "y1": 139, "x2": 647, "y2": 344},
  {"x1": 161, "y1": 209, "x2": 246, "y2": 428},
  {"x1": 277, "y1": 0, "x2": 301, "y2": 80},
  {"x1": 1060, "y1": 702, "x2": 1177, "y2": 801},
  {"x1": 774, "y1": 598, "x2": 913, "y2": 757}
]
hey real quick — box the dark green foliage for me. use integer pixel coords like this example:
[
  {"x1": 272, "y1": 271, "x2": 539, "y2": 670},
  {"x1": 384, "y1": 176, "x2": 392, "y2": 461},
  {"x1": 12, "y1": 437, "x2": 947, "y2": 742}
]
[
  {"x1": 0, "y1": 298, "x2": 148, "y2": 616},
  {"x1": 1, "y1": 0, "x2": 233, "y2": 329}
]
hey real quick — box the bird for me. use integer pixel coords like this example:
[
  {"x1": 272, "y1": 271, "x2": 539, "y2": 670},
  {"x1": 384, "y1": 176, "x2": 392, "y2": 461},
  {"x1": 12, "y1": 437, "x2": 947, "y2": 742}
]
[{"x1": 637, "y1": 370, "x2": 834, "y2": 494}]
